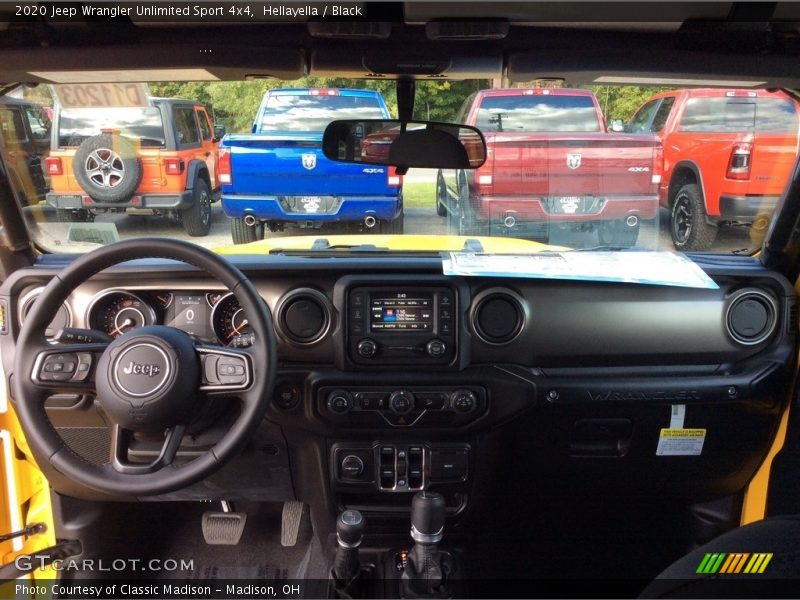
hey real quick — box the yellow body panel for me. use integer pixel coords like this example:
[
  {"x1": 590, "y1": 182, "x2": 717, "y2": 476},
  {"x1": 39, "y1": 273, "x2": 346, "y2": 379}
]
[
  {"x1": 215, "y1": 234, "x2": 564, "y2": 255},
  {"x1": 0, "y1": 370, "x2": 56, "y2": 588}
]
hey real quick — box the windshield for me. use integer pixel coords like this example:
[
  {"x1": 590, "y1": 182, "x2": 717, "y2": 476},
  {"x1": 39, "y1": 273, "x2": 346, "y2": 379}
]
[{"x1": 2, "y1": 74, "x2": 798, "y2": 257}]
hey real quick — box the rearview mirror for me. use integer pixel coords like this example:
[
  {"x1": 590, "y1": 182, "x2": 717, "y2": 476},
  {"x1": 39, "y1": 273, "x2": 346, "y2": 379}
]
[
  {"x1": 322, "y1": 120, "x2": 486, "y2": 169},
  {"x1": 608, "y1": 119, "x2": 625, "y2": 133},
  {"x1": 213, "y1": 124, "x2": 226, "y2": 139}
]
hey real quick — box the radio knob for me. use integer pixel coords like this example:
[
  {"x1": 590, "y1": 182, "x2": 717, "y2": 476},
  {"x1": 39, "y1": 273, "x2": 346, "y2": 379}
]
[
  {"x1": 327, "y1": 390, "x2": 353, "y2": 415},
  {"x1": 451, "y1": 389, "x2": 477, "y2": 414},
  {"x1": 357, "y1": 338, "x2": 378, "y2": 358},
  {"x1": 426, "y1": 339, "x2": 447, "y2": 358},
  {"x1": 389, "y1": 390, "x2": 415, "y2": 415}
]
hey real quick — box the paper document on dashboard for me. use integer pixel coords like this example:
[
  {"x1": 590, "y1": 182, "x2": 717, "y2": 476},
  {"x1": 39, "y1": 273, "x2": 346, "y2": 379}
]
[{"x1": 441, "y1": 252, "x2": 719, "y2": 289}]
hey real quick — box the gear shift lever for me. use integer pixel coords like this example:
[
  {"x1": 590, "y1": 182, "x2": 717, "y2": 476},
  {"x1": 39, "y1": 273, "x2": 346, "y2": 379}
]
[
  {"x1": 333, "y1": 509, "x2": 365, "y2": 584},
  {"x1": 402, "y1": 491, "x2": 448, "y2": 598},
  {"x1": 411, "y1": 491, "x2": 446, "y2": 545}
]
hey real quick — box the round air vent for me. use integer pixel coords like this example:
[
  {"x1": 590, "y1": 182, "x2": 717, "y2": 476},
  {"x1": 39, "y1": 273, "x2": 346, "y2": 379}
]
[
  {"x1": 276, "y1": 288, "x2": 332, "y2": 345},
  {"x1": 471, "y1": 289, "x2": 526, "y2": 345},
  {"x1": 725, "y1": 289, "x2": 779, "y2": 346}
]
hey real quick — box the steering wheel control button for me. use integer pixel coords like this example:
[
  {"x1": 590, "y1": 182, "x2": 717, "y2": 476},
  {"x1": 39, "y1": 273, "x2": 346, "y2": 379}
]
[
  {"x1": 216, "y1": 356, "x2": 248, "y2": 385},
  {"x1": 71, "y1": 353, "x2": 94, "y2": 381},
  {"x1": 389, "y1": 390, "x2": 415, "y2": 415},
  {"x1": 39, "y1": 353, "x2": 79, "y2": 381},
  {"x1": 327, "y1": 390, "x2": 353, "y2": 414},
  {"x1": 357, "y1": 338, "x2": 378, "y2": 358}
]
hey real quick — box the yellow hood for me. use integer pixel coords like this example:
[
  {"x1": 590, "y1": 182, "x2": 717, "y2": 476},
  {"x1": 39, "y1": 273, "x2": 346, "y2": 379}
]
[{"x1": 215, "y1": 234, "x2": 566, "y2": 255}]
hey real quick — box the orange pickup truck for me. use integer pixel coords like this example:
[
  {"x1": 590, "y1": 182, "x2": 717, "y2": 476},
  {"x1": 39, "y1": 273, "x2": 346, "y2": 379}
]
[
  {"x1": 45, "y1": 97, "x2": 224, "y2": 236},
  {"x1": 627, "y1": 89, "x2": 800, "y2": 250}
]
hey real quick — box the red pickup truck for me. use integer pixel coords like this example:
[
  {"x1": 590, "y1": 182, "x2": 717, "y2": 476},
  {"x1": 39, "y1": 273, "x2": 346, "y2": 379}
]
[
  {"x1": 437, "y1": 88, "x2": 662, "y2": 246},
  {"x1": 627, "y1": 88, "x2": 800, "y2": 251}
]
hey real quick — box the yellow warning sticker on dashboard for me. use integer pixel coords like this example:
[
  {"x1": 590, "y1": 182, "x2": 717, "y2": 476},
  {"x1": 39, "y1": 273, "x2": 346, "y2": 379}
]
[{"x1": 657, "y1": 428, "x2": 707, "y2": 456}]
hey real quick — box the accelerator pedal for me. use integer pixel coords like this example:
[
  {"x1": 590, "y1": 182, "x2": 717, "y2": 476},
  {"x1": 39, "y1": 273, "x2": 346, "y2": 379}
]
[
  {"x1": 202, "y1": 501, "x2": 247, "y2": 545},
  {"x1": 281, "y1": 501, "x2": 305, "y2": 547}
]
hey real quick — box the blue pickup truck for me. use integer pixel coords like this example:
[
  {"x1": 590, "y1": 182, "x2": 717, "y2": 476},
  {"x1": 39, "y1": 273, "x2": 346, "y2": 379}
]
[{"x1": 219, "y1": 88, "x2": 404, "y2": 244}]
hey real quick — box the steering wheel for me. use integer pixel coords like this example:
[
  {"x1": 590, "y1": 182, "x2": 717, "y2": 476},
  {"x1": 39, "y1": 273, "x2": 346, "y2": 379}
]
[{"x1": 12, "y1": 239, "x2": 276, "y2": 496}]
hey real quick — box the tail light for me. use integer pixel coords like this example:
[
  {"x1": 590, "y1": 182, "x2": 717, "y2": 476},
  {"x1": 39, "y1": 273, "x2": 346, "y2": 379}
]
[
  {"x1": 387, "y1": 166, "x2": 402, "y2": 187},
  {"x1": 45, "y1": 157, "x2": 63, "y2": 176},
  {"x1": 727, "y1": 142, "x2": 753, "y2": 180},
  {"x1": 652, "y1": 143, "x2": 664, "y2": 186},
  {"x1": 308, "y1": 89, "x2": 340, "y2": 96},
  {"x1": 476, "y1": 165, "x2": 493, "y2": 195},
  {"x1": 163, "y1": 157, "x2": 184, "y2": 175},
  {"x1": 218, "y1": 148, "x2": 232, "y2": 185}
]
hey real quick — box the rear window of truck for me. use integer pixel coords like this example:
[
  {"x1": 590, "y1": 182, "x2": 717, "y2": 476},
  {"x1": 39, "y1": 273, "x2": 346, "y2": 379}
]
[
  {"x1": 475, "y1": 95, "x2": 602, "y2": 133},
  {"x1": 679, "y1": 97, "x2": 800, "y2": 133},
  {"x1": 58, "y1": 106, "x2": 166, "y2": 147},
  {"x1": 260, "y1": 94, "x2": 386, "y2": 132}
]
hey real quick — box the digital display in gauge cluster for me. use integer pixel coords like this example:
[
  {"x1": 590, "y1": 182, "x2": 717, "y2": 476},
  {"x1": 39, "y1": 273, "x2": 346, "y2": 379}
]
[{"x1": 169, "y1": 294, "x2": 210, "y2": 339}]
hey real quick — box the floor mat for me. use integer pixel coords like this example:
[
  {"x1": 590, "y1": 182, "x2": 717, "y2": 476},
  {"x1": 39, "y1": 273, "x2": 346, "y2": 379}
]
[{"x1": 60, "y1": 501, "x2": 320, "y2": 582}]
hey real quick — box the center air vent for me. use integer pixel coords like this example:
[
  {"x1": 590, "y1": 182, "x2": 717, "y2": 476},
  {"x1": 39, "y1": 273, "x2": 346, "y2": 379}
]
[
  {"x1": 471, "y1": 289, "x2": 526, "y2": 345},
  {"x1": 725, "y1": 289, "x2": 779, "y2": 346},
  {"x1": 275, "y1": 289, "x2": 332, "y2": 346}
]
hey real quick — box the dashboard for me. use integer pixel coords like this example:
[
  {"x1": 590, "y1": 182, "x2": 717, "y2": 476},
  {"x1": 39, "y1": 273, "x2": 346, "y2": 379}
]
[{"x1": 0, "y1": 254, "x2": 796, "y2": 518}]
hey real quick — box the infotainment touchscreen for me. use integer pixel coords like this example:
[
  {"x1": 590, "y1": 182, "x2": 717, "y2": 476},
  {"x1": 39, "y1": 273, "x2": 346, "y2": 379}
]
[{"x1": 370, "y1": 293, "x2": 433, "y2": 332}]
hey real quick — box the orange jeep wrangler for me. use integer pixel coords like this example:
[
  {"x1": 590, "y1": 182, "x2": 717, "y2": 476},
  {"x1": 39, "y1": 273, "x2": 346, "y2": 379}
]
[{"x1": 44, "y1": 97, "x2": 223, "y2": 236}]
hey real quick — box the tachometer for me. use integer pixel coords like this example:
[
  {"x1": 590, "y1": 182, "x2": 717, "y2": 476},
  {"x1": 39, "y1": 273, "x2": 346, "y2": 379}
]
[
  {"x1": 87, "y1": 291, "x2": 156, "y2": 338},
  {"x1": 211, "y1": 293, "x2": 252, "y2": 345},
  {"x1": 19, "y1": 288, "x2": 72, "y2": 339}
]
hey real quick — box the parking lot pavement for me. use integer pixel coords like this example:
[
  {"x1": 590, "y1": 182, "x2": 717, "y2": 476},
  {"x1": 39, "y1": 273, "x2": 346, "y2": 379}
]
[{"x1": 27, "y1": 203, "x2": 756, "y2": 255}]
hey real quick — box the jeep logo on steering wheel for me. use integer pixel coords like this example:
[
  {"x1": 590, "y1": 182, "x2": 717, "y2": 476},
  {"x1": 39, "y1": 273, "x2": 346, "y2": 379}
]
[{"x1": 122, "y1": 361, "x2": 161, "y2": 377}]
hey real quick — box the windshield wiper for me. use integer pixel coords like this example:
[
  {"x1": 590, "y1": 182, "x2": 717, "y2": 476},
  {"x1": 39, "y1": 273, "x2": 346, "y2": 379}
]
[
  {"x1": 570, "y1": 245, "x2": 639, "y2": 252},
  {"x1": 269, "y1": 238, "x2": 392, "y2": 254},
  {"x1": 269, "y1": 238, "x2": 488, "y2": 255}
]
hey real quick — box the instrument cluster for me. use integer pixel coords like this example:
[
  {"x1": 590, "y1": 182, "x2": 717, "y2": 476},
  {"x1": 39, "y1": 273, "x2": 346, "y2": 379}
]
[{"x1": 86, "y1": 290, "x2": 252, "y2": 346}]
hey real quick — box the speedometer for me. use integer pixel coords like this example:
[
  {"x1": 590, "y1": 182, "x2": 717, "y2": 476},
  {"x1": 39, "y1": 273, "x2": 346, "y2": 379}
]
[
  {"x1": 211, "y1": 293, "x2": 252, "y2": 345},
  {"x1": 87, "y1": 291, "x2": 156, "y2": 338}
]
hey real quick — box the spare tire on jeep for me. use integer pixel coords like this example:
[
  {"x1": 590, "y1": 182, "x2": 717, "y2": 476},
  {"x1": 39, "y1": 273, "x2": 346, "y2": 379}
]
[{"x1": 72, "y1": 134, "x2": 142, "y2": 203}]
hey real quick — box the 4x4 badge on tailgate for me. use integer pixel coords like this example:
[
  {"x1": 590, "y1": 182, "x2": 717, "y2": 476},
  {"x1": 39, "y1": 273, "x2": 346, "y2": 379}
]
[
  {"x1": 302, "y1": 153, "x2": 317, "y2": 170},
  {"x1": 566, "y1": 153, "x2": 582, "y2": 169}
]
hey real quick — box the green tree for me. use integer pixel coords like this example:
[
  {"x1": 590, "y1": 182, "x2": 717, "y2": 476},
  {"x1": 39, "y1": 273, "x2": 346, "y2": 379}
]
[{"x1": 587, "y1": 85, "x2": 674, "y2": 123}]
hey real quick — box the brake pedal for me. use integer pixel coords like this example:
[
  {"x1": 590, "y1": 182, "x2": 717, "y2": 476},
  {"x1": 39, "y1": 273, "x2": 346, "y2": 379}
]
[
  {"x1": 202, "y1": 501, "x2": 247, "y2": 545},
  {"x1": 281, "y1": 501, "x2": 305, "y2": 547}
]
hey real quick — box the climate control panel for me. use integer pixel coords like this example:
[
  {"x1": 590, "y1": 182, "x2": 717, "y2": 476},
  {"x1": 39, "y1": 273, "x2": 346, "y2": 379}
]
[{"x1": 320, "y1": 386, "x2": 485, "y2": 428}]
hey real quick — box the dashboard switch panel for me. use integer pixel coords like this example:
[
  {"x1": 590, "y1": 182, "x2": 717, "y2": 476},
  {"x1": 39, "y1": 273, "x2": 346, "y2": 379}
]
[{"x1": 332, "y1": 443, "x2": 470, "y2": 492}]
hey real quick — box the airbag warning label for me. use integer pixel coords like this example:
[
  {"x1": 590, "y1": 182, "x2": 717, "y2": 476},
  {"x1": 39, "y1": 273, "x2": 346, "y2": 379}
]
[{"x1": 656, "y1": 428, "x2": 706, "y2": 456}]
